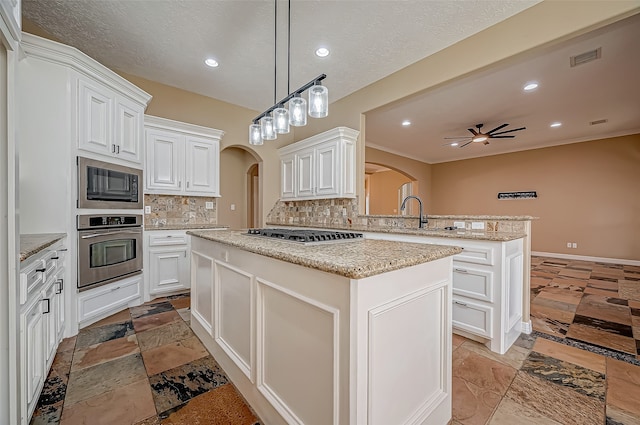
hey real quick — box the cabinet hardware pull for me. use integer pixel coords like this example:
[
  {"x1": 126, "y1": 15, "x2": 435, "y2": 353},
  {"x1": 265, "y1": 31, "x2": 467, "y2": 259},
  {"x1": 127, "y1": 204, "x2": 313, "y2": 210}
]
[
  {"x1": 112, "y1": 144, "x2": 116, "y2": 153},
  {"x1": 59, "y1": 248, "x2": 68, "y2": 252},
  {"x1": 454, "y1": 268, "x2": 468, "y2": 273},
  {"x1": 187, "y1": 182, "x2": 189, "y2": 188},
  {"x1": 454, "y1": 301, "x2": 468, "y2": 307},
  {"x1": 50, "y1": 256, "x2": 59, "y2": 260},
  {"x1": 36, "y1": 268, "x2": 46, "y2": 273},
  {"x1": 56, "y1": 279, "x2": 64, "y2": 294},
  {"x1": 42, "y1": 298, "x2": 51, "y2": 314},
  {"x1": 178, "y1": 181, "x2": 181, "y2": 188},
  {"x1": 110, "y1": 286, "x2": 121, "y2": 292},
  {"x1": 116, "y1": 145, "x2": 120, "y2": 154}
]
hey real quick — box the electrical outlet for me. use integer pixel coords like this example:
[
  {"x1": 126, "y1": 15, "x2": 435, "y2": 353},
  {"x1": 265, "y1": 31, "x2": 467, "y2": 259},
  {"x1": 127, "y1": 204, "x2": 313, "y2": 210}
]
[
  {"x1": 144, "y1": 206, "x2": 151, "y2": 214},
  {"x1": 205, "y1": 202, "x2": 214, "y2": 209},
  {"x1": 454, "y1": 221, "x2": 465, "y2": 229},
  {"x1": 572, "y1": 242, "x2": 577, "y2": 248},
  {"x1": 567, "y1": 242, "x2": 572, "y2": 248},
  {"x1": 471, "y1": 222, "x2": 485, "y2": 230},
  {"x1": 230, "y1": 204, "x2": 236, "y2": 211}
]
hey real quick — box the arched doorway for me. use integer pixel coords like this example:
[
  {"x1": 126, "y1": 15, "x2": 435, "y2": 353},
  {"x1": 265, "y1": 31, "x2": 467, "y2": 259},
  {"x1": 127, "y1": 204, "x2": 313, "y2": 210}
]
[
  {"x1": 219, "y1": 146, "x2": 262, "y2": 229},
  {"x1": 365, "y1": 162, "x2": 417, "y2": 215}
]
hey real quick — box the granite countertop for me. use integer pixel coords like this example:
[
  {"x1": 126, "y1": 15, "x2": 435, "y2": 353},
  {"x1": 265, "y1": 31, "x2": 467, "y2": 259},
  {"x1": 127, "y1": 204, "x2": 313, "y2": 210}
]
[
  {"x1": 265, "y1": 222, "x2": 525, "y2": 242},
  {"x1": 20, "y1": 233, "x2": 67, "y2": 262},
  {"x1": 362, "y1": 214, "x2": 537, "y2": 221},
  {"x1": 144, "y1": 224, "x2": 229, "y2": 231},
  {"x1": 188, "y1": 229, "x2": 462, "y2": 279}
]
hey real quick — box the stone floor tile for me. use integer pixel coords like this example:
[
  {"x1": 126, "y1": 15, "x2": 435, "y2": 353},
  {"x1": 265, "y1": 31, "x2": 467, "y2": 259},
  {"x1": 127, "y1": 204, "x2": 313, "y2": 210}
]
[
  {"x1": 575, "y1": 294, "x2": 632, "y2": 326},
  {"x1": 505, "y1": 372, "x2": 604, "y2": 425},
  {"x1": 142, "y1": 336, "x2": 209, "y2": 376},
  {"x1": 514, "y1": 332, "x2": 537, "y2": 350},
  {"x1": 65, "y1": 353, "x2": 147, "y2": 406},
  {"x1": 566, "y1": 323, "x2": 637, "y2": 355},
  {"x1": 532, "y1": 337, "x2": 606, "y2": 373},
  {"x1": 60, "y1": 378, "x2": 155, "y2": 425},
  {"x1": 149, "y1": 355, "x2": 229, "y2": 414},
  {"x1": 536, "y1": 287, "x2": 583, "y2": 305},
  {"x1": 130, "y1": 301, "x2": 175, "y2": 319},
  {"x1": 452, "y1": 333, "x2": 467, "y2": 351},
  {"x1": 137, "y1": 320, "x2": 194, "y2": 352},
  {"x1": 133, "y1": 310, "x2": 182, "y2": 333},
  {"x1": 606, "y1": 405, "x2": 640, "y2": 425},
  {"x1": 57, "y1": 336, "x2": 77, "y2": 353},
  {"x1": 169, "y1": 297, "x2": 190, "y2": 310},
  {"x1": 461, "y1": 339, "x2": 530, "y2": 370},
  {"x1": 85, "y1": 309, "x2": 132, "y2": 329},
  {"x1": 71, "y1": 334, "x2": 140, "y2": 372},
  {"x1": 30, "y1": 401, "x2": 63, "y2": 425},
  {"x1": 133, "y1": 415, "x2": 161, "y2": 425},
  {"x1": 619, "y1": 281, "x2": 640, "y2": 302},
  {"x1": 558, "y1": 268, "x2": 591, "y2": 279},
  {"x1": 488, "y1": 398, "x2": 562, "y2": 425},
  {"x1": 451, "y1": 376, "x2": 501, "y2": 425},
  {"x1": 176, "y1": 308, "x2": 191, "y2": 323},
  {"x1": 159, "y1": 384, "x2": 258, "y2": 425},
  {"x1": 452, "y1": 347, "x2": 517, "y2": 396},
  {"x1": 75, "y1": 321, "x2": 135, "y2": 349}
]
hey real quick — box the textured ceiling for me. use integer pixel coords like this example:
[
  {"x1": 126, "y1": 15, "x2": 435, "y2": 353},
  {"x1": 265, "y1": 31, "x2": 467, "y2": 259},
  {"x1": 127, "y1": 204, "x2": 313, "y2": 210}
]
[{"x1": 22, "y1": 0, "x2": 539, "y2": 113}]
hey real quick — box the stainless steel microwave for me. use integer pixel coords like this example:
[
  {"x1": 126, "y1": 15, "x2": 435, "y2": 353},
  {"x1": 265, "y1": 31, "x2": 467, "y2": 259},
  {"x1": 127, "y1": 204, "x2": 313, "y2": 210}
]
[{"x1": 77, "y1": 157, "x2": 143, "y2": 209}]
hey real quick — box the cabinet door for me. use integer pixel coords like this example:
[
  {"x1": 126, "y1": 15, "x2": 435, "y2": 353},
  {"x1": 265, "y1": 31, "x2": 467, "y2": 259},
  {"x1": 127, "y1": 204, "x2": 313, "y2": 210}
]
[
  {"x1": 315, "y1": 141, "x2": 339, "y2": 197},
  {"x1": 20, "y1": 297, "x2": 45, "y2": 421},
  {"x1": 185, "y1": 136, "x2": 219, "y2": 195},
  {"x1": 54, "y1": 270, "x2": 66, "y2": 343},
  {"x1": 78, "y1": 78, "x2": 113, "y2": 156},
  {"x1": 295, "y1": 148, "x2": 315, "y2": 198},
  {"x1": 115, "y1": 96, "x2": 144, "y2": 165},
  {"x1": 146, "y1": 129, "x2": 183, "y2": 192},
  {"x1": 149, "y1": 246, "x2": 190, "y2": 295},
  {"x1": 280, "y1": 154, "x2": 295, "y2": 199},
  {"x1": 42, "y1": 281, "x2": 58, "y2": 369}
]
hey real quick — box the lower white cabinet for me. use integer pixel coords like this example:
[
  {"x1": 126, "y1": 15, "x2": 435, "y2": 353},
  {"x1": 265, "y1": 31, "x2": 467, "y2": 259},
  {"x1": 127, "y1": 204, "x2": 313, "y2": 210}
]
[
  {"x1": 76, "y1": 274, "x2": 142, "y2": 328},
  {"x1": 18, "y1": 239, "x2": 66, "y2": 425},
  {"x1": 145, "y1": 230, "x2": 191, "y2": 299}
]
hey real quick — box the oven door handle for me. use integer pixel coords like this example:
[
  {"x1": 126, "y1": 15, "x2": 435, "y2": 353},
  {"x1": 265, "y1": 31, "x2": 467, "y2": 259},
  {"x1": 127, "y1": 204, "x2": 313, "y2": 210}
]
[{"x1": 80, "y1": 230, "x2": 142, "y2": 239}]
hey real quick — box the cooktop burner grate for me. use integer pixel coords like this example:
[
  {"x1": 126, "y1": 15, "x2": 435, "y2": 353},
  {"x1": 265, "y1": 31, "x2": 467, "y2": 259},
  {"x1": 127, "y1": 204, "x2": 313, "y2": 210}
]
[{"x1": 247, "y1": 228, "x2": 364, "y2": 244}]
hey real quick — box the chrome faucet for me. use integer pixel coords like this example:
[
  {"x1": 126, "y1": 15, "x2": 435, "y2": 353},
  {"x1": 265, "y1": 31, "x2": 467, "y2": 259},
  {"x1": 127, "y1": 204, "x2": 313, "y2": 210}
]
[{"x1": 400, "y1": 195, "x2": 428, "y2": 228}]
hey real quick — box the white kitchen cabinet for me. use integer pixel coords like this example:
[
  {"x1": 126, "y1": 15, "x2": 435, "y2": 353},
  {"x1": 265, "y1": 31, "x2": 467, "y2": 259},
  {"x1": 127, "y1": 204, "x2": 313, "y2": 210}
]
[
  {"x1": 145, "y1": 231, "x2": 190, "y2": 299},
  {"x1": 278, "y1": 127, "x2": 358, "y2": 200},
  {"x1": 18, "y1": 239, "x2": 67, "y2": 425},
  {"x1": 145, "y1": 115, "x2": 224, "y2": 197},
  {"x1": 0, "y1": 0, "x2": 21, "y2": 42},
  {"x1": 78, "y1": 76, "x2": 145, "y2": 165},
  {"x1": 363, "y1": 231, "x2": 524, "y2": 354},
  {"x1": 76, "y1": 274, "x2": 142, "y2": 328}
]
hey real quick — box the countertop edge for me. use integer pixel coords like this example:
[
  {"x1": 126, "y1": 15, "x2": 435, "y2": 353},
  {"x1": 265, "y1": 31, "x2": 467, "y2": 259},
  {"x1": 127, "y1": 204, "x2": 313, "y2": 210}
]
[
  {"x1": 20, "y1": 233, "x2": 67, "y2": 262},
  {"x1": 144, "y1": 224, "x2": 229, "y2": 231}
]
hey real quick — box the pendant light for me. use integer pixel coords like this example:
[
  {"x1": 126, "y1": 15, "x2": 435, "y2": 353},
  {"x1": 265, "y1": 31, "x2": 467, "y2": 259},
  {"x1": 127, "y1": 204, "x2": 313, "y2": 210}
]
[
  {"x1": 273, "y1": 105, "x2": 290, "y2": 133},
  {"x1": 308, "y1": 82, "x2": 328, "y2": 118},
  {"x1": 289, "y1": 94, "x2": 307, "y2": 126},
  {"x1": 260, "y1": 114, "x2": 276, "y2": 140},
  {"x1": 249, "y1": 123, "x2": 262, "y2": 145}
]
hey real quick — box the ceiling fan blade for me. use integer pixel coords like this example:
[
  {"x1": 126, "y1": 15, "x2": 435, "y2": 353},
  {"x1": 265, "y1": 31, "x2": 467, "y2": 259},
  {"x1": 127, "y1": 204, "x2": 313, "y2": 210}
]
[
  {"x1": 467, "y1": 128, "x2": 478, "y2": 136},
  {"x1": 490, "y1": 126, "x2": 526, "y2": 136},
  {"x1": 460, "y1": 140, "x2": 474, "y2": 148},
  {"x1": 486, "y1": 123, "x2": 508, "y2": 134},
  {"x1": 489, "y1": 135, "x2": 515, "y2": 138},
  {"x1": 444, "y1": 136, "x2": 471, "y2": 139}
]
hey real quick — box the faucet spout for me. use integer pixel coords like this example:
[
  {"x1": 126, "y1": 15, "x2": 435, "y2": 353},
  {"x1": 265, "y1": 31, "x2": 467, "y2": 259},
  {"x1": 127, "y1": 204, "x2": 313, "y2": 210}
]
[{"x1": 400, "y1": 195, "x2": 428, "y2": 228}]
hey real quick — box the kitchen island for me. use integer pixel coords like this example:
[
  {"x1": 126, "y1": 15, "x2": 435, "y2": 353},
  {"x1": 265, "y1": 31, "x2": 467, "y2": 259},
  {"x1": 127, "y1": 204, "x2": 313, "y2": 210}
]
[{"x1": 188, "y1": 229, "x2": 461, "y2": 425}]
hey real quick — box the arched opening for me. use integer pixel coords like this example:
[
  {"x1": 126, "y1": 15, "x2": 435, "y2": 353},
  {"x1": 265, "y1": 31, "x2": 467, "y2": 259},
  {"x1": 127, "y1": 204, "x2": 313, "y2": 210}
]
[
  {"x1": 219, "y1": 146, "x2": 262, "y2": 229},
  {"x1": 364, "y1": 162, "x2": 418, "y2": 215}
]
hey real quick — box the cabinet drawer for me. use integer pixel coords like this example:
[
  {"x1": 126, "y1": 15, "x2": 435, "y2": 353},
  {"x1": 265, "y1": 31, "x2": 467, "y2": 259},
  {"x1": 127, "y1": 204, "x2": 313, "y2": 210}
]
[
  {"x1": 452, "y1": 266, "x2": 494, "y2": 302},
  {"x1": 148, "y1": 233, "x2": 188, "y2": 246},
  {"x1": 77, "y1": 276, "x2": 141, "y2": 326},
  {"x1": 452, "y1": 297, "x2": 493, "y2": 338},
  {"x1": 20, "y1": 259, "x2": 46, "y2": 305},
  {"x1": 454, "y1": 246, "x2": 495, "y2": 266}
]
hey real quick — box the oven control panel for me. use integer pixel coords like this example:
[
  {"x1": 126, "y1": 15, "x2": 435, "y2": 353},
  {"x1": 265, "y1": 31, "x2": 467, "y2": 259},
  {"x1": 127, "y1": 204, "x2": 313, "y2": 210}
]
[{"x1": 77, "y1": 214, "x2": 143, "y2": 229}]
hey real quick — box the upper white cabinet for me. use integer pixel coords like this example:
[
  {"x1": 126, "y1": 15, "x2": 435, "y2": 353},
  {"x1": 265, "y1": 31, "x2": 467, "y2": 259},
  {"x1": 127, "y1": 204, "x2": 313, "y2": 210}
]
[
  {"x1": 0, "y1": 0, "x2": 21, "y2": 42},
  {"x1": 278, "y1": 127, "x2": 358, "y2": 200},
  {"x1": 78, "y1": 77, "x2": 145, "y2": 164},
  {"x1": 145, "y1": 115, "x2": 224, "y2": 197}
]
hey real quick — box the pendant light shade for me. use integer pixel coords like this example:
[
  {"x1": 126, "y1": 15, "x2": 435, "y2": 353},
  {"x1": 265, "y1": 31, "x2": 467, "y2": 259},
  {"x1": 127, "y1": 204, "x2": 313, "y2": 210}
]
[
  {"x1": 249, "y1": 123, "x2": 262, "y2": 145},
  {"x1": 260, "y1": 114, "x2": 277, "y2": 140},
  {"x1": 308, "y1": 83, "x2": 328, "y2": 118},
  {"x1": 273, "y1": 106, "x2": 290, "y2": 134},
  {"x1": 289, "y1": 95, "x2": 307, "y2": 127}
]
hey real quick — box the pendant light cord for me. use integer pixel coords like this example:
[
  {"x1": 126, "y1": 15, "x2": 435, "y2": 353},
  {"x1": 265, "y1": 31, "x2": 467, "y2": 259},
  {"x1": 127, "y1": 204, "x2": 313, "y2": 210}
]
[
  {"x1": 287, "y1": 0, "x2": 291, "y2": 95},
  {"x1": 274, "y1": 0, "x2": 277, "y2": 104}
]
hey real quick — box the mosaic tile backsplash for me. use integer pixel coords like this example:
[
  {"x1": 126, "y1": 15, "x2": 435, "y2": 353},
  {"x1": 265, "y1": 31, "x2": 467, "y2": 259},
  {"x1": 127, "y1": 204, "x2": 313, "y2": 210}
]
[{"x1": 144, "y1": 194, "x2": 217, "y2": 228}]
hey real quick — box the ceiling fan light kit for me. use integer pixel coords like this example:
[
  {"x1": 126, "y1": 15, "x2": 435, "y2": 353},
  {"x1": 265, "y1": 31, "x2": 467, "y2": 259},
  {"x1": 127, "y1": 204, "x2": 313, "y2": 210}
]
[
  {"x1": 446, "y1": 123, "x2": 526, "y2": 148},
  {"x1": 249, "y1": 0, "x2": 329, "y2": 145}
]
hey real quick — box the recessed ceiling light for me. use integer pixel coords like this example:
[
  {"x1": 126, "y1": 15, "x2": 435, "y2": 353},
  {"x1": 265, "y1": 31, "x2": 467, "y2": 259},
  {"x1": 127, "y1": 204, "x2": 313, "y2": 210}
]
[
  {"x1": 315, "y1": 47, "x2": 330, "y2": 57},
  {"x1": 401, "y1": 120, "x2": 411, "y2": 126},
  {"x1": 523, "y1": 82, "x2": 538, "y2": 91},
  {"x1": 204, "y1": 58, "x2": 219, "y2": 68},
  {"x1": 550, "y1": 122, "x2": 562, "y2": 128},
  {"x1": 450, "y1": 142, "x2": 459, "y2": 147}
]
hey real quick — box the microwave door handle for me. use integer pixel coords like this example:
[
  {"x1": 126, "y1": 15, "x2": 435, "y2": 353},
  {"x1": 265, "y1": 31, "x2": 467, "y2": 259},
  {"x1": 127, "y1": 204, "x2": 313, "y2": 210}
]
[{"x1": 81, "y1": 230, "x2": 141, "y2": 239}]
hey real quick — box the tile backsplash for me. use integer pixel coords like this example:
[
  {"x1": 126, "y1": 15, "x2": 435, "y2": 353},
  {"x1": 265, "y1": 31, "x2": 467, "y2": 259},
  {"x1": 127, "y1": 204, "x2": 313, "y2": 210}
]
[
  {"x1": 144, "y1": 194, "x2": 217, "y2": 228},
  {"x1": 266, "y1": 198, "x2": 360, "y2": 226}
]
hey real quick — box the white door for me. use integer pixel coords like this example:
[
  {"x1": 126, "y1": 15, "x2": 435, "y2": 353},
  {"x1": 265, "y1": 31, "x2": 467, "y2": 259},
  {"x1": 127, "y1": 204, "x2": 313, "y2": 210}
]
[
  {"x1": 149, "y1": 247, "x2": 189, "y2": 295},
  {"x1": 185, "y1": 136, "x2": 218, "y2": 195},
  {"x1": 315, "y1": 141, "x2": 339, "y2": 197},
  {"x1": 78, "y1": 78, "x2": 113, "y2": 156},
  {"x1": 280, "y1": 154, "x2": 295, "y2": 199},
  {"x1": 295, "y1": 148, "x2": 315, "y2": 198},
  {"x1": 146, "y1": 129, "x2": 183, "y2": 192},
  {"x1": 115, "y1": 96, "x2": 144, "y2": 165}
]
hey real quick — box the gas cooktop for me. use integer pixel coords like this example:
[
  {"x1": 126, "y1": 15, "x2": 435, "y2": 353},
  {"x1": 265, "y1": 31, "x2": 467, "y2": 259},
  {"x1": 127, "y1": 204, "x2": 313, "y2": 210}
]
[{"x1": 247, "y1": 228, "x2": 364, "y2": 245}]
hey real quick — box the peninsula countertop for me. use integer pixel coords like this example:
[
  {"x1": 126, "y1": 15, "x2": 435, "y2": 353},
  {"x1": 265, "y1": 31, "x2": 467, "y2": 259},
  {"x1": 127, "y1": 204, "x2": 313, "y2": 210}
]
[
  {"x1": 188, "y1": 229, "x2": 462, "y2": 279},
  {"x1": 144, "y1": 224, "x2": 229, "y2": 231},
  {"x1": 20, "y1": 233, "x2": 66, "y2": 262}
]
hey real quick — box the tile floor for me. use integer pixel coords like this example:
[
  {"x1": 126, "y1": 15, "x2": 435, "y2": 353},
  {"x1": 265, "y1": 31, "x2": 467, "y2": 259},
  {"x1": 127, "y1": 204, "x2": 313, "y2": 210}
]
[{"x1": 30, "y1": 256, "x2": 640, "y2": 425}]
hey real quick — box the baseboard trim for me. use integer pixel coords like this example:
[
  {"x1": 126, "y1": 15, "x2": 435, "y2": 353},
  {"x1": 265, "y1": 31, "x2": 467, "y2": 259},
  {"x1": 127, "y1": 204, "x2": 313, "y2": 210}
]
[
  {"x1": 521, "y1": 321, "x2": 532, "y2": 334},
  {"x1": 531, "y1": 251, "x2": 640, "y2": 266}
]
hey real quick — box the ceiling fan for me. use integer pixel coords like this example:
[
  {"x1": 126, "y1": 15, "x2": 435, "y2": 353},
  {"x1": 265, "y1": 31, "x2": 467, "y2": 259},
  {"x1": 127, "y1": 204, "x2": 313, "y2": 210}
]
[{"x1": 444, "y1": 123, "x2": 526, "y2": 148}]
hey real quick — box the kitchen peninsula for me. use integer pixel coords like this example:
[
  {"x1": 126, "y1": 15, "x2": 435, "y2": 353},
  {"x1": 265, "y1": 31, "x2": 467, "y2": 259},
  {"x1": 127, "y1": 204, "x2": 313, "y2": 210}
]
[{"x1": 188, "y1": 229, "x2": 461, "y2": 425}]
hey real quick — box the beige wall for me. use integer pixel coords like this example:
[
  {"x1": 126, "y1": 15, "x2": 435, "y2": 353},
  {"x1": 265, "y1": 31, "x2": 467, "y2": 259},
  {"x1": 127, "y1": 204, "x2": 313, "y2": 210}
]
[
  {"x1": 431, "y1": 134, "x2": 640, "y2": 261},
  {"x1": 367, "y1": 170, "x2": 412, "y2": 215},
  {"x1": 218, "y1": 147, "x2": 258, "y2": 229}
]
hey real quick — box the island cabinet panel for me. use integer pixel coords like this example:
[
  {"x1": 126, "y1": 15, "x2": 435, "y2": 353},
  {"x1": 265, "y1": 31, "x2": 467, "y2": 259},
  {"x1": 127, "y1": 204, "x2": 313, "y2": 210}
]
[{"x1": 189, "y1": 235, "x2": 453, "y2": 425}]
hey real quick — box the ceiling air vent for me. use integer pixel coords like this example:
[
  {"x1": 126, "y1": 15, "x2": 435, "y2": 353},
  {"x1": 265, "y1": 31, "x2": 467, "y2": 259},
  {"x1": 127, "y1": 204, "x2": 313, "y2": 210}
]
[
  {"x1": 590, "y1": 119, "x2": 608, "y2": 126},
  {"x1": 570, "y1": 47, "x2": 601, "y2": 67}
]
